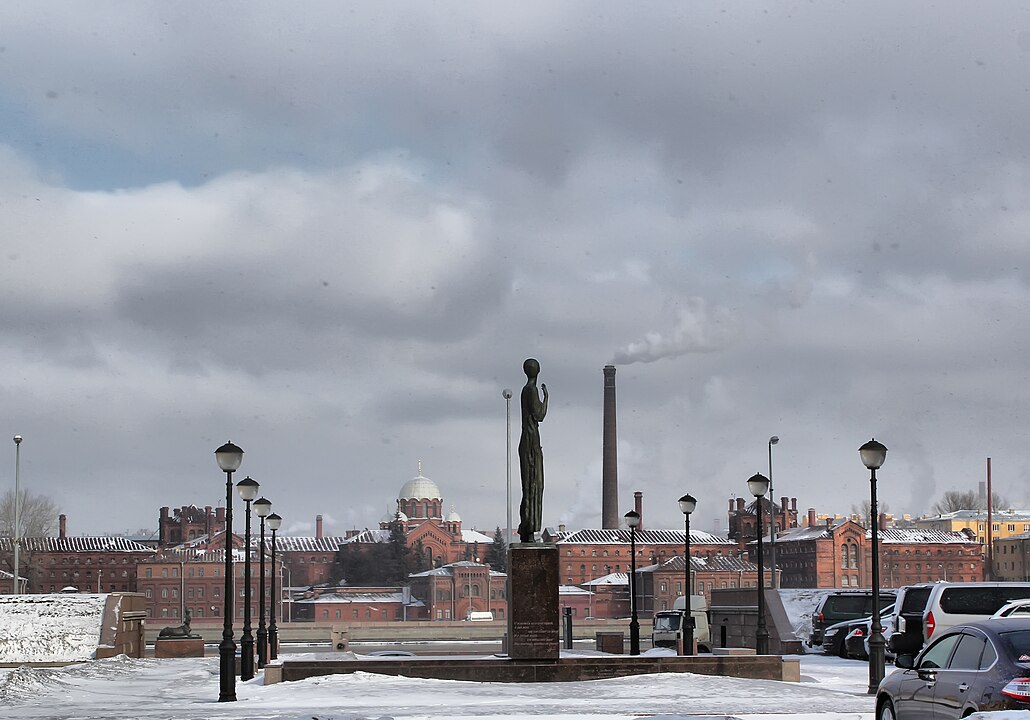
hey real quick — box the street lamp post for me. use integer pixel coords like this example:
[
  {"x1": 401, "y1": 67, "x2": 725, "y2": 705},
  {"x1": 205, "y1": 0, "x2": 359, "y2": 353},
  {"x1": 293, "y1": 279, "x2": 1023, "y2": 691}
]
[
  {"x1": 678, "y1": 494, "x2": 697, "y2": 656},
  {"x1": 860, "y1": 438, "x2": 888, "y2": 695},
  {"x1": 625, "y1": 510, "x2": 641, "y2": 655},
  {"x1": 214, "y1": 441, "x2": 244, "y2": 703},
  {"x1": 12, "y1": 435, "x2": 22, "y2": 594},
  {"x1": 768, "y1": 436, "x2": 779, "y2": 588},
  {"x1": 267, "y1": 512, "x2": 282, "y2": 660},
  {"x1": 236, "y1": 476, "x2": 259, "y2": 681},
  {"x1": 747, "y1": 473, "x2": 771, "y2": 655},
  {"x1": 502, "y1": 388, "x2": 513, "y2": 655},
  {"x1": 253, "y1": 496, "x2": 272, "y2": 670}
]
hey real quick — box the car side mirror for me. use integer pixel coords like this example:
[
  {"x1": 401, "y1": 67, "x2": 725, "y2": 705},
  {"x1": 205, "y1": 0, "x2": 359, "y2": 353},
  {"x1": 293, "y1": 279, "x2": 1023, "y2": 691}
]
[
  {"x1": 894, "y1": 654, "x2": 915, "y2": 669},
  {"x1": 917, "y1": 668, "x2": 937, "y2": 682}
]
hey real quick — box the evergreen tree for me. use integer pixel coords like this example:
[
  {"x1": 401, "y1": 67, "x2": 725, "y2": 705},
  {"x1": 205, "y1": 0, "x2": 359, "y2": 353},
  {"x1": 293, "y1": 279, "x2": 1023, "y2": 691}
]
[{"x1": 485, "y1": 527, "x2": 508, "y2": 572}]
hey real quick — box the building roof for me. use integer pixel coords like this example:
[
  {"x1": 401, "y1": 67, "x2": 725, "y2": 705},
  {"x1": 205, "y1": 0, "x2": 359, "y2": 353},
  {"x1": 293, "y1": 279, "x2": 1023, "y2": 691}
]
[
  {"x1": 582, "y1": 572, "x2": 628, "y2": 587},
  {"x1": 398, "y1": 472, "x2": 442, "y2": 501},
  {"x1": 919, "y1": 509, "x2": 1030, "y2": 522},
  {"x1": 0, "y1": 537, "x2": 155, "y2": 553},
  {"x1": 294, "y1": 591, "x2": 422, "y2": 606},
  {"x1": 653, "y1": 555, "x2": 759, "y2": 573},
  {"x1": 546, "y1": 528, "x2": 734, "y2": 546},
  {"x1": 461, "y1": 529, "x2": 494, "y2": 544},
  {"x1": 408, "y1": 560, "x2": 505, "y2": 579},
  {"x1": 774, "y1": 525, "x2": 979, "y2": 545},
  {"x1": 273, "y1": 536, "x2": 354, "y2": 552},
  {"x1": 559, "y1": 585, "x2": 592, "y2": 595}
]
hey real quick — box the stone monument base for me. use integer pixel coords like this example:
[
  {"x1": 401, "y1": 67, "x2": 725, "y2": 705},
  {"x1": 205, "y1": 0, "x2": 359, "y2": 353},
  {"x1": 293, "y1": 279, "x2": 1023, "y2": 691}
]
[
  {"x1": 508, "y1": 543, "x2": 559, "y2": 660},
  {"x1": 154, "y1": 637, "x2": 205, "y2": 658}
]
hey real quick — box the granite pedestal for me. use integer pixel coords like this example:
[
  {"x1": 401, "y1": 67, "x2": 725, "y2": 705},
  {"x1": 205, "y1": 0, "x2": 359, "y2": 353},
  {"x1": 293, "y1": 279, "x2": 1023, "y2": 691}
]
[
  {"x1": 154, "y1": 637, "x2": 205, "y2": 658},
  {"x1": 508, "y1": 543, "x2": 559, "y2": 659}
]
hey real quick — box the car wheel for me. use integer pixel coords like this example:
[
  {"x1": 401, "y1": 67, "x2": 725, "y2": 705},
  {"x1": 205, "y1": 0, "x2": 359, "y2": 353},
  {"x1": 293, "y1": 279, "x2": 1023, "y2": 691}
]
[{"x1": 877, "y1": 698, "x2": 896, "y2": 720}]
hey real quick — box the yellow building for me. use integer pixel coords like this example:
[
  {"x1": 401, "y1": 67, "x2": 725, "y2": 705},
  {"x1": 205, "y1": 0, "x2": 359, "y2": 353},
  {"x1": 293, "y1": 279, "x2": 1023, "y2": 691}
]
[{"x1": 913, "y1": 510, "x2": 1030, "y2": 545}]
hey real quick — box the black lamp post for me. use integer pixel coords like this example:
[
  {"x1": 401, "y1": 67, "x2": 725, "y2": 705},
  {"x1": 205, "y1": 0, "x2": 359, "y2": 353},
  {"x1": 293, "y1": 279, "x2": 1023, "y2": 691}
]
[
  {"x1": 768, "y1": 436, "x2": 779, "y2": 588},
  {"x1": 214, "y1": 441, "x2": 243, "y2": 703},
  {"x1": 267, "y1": 512, "x2": 282, "y2": 660},
  {"x1": 860, "y1": 438, "x2": 888, "y2": 695},
  {"x1": 678, "y1": 493, "x2": 697, "y2": 656},
  {"x1": 625, "y1": 510, "x2": 641, "y2": 655},
  {"x1": 253, "y1": 496, "x2": 272, "y2": 669},
  {"x1": 747, "y1": 472, "x2": 771, "y2": 655},
  {"x1": 236, "y1": 476, "x2": 259, "y2": 681}
]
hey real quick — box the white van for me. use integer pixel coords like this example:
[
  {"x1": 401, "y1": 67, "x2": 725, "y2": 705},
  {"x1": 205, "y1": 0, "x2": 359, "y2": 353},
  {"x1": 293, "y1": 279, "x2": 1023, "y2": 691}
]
[
  {"x1": 651, "y1": 595, "x2": 711, "y2": 652},
  {"x1": 466, "y1": 611, "x2": 494, "y2": 622},
  {"x1": 921, "y1": 582, "x2": 1030, "y2": 645}
]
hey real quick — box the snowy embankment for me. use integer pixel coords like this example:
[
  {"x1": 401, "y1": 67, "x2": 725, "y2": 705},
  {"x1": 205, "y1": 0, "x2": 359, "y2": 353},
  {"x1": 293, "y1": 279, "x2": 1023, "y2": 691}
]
[
  {"x1": 0, "y1": 594, "x2": 107, "y2": 663},
  {"x1": 779, "y1": 588, "x2": 838, "y2": 647}
]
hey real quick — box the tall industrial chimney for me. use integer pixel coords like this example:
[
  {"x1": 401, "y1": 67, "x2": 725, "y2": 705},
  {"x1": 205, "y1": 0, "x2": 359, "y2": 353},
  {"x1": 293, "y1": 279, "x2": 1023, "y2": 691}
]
[{"x1": 602, "y1": 365, "x2": 619, "y2": 528}]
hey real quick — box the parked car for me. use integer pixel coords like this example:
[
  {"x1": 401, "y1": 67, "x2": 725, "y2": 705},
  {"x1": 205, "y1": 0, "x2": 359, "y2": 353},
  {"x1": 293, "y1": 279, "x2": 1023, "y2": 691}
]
[
  {"x1": 821, "y1": 616, "x2": 856, "y2": 658},
  {"x1": 889, "y1": 583, "x2": 942, "y2": 656},
  {"x1": 992, "y1": 598, "x2": 1030, "y2": 619},
  {"x1": 809, "y1": 589, "x2": 897, "y2": 647},
  {"x1": 921, "y1": 582, "x2": 1030, "y2": 647},
  {"x1": 844, "y1": 602, "x2": 897, "y2": 660},
  {"x1": 875, "y1": 618, "x2": 1030, "y2": 720}
]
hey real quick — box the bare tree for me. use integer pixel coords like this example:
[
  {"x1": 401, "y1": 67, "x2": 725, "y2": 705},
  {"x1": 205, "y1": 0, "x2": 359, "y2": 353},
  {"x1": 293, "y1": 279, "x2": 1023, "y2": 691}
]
[
  {"x1": 0, "y1": 489, "x2": 60, "y2": 538},
  {"x1": 932, "y1": 490, "x2": 1008, "y2": 515},
  {"x1": 850, "y1": 500, "x2": 890, "y2": 528}
]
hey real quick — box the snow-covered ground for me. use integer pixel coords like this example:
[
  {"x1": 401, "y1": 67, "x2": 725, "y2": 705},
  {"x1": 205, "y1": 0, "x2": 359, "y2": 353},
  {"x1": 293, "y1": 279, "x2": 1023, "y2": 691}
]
[
  {"x1": 0, "y1": 651, "x2": 878, "y2": 720},
  {"x1": 0, "y1": 594, "x2": 107, "y2": 663}
]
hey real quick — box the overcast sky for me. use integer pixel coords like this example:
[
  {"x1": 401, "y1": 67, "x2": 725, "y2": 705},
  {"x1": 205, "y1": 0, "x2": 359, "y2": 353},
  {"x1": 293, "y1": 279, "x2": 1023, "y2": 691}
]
[{"x1": 3, "y1": 2, "x2": 1030, "y2": 538}]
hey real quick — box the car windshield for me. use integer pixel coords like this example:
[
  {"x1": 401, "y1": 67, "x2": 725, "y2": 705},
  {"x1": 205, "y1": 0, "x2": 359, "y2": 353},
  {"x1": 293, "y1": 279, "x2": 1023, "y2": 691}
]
[{"x1": 654, "y1": 615, "x2": 680, "y2": 631}]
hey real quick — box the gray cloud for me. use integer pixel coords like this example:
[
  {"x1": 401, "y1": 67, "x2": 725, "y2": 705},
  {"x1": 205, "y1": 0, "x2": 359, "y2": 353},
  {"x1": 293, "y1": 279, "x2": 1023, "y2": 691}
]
[{"x1": 0, "y1": 3, "x2": 1029, "y2": 536}]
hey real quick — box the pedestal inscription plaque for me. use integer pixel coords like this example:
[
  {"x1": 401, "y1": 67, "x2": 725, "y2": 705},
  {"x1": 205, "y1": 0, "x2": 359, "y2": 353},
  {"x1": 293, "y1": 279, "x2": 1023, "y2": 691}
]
[{"x1": 508, "y1": 543, "x2": 559, "y2": 659}]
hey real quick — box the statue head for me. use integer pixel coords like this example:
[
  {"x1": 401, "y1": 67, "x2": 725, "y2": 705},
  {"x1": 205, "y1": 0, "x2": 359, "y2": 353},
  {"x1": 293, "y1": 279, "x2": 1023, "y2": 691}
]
[{"x1": 523, "y1": 358, "x2": 540, "y2": 379}]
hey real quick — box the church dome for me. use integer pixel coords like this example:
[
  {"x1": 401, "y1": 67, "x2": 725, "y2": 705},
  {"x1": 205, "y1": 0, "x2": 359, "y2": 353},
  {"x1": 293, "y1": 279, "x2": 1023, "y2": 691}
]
[
  {"x1": 446, "y1": 506, "x2": 461, "y2": 523},
  {"x1": 399, "y1": 473, "x2": 442, "y2": 501}
]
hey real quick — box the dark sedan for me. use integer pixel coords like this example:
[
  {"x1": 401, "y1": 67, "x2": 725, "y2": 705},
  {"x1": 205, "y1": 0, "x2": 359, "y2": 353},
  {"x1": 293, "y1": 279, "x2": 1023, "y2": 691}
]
[{"x1": 876, "y1": 618, "x2": 1030, "y2": 720}]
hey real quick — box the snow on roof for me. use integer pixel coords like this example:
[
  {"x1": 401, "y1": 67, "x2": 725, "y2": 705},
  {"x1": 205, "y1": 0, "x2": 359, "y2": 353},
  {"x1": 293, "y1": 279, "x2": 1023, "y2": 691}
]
[
  {"x1": 547, "y1": 528, "x2": 733, "y2": 545},
  {"x1": 0, "y1": 593, "x2": 108, "y2": 663},
  {"x1": 559, "y1": 585, "x2": 592, "y2": 595},
  {"x1": 271, "y1": 536, "x2": 355, "y2": 552},
  {"x1": 295, "y1": 591, "x2": 422, "y2": 606},
  {"x1": 582, "y1": 572, "x2": 628, "y2": 587},
  {"x1": 878, "y1": 528, "x2": 978, "y2": 544},
  {"x1": 461, "y1": 529, "x2": 494, "y2": 543},
  {"x1": 653, "y1": 555, "x2": 758, "y2": 572},
  {"x1": 0, "y1": 537, "x2": 155, "y2": 553}
]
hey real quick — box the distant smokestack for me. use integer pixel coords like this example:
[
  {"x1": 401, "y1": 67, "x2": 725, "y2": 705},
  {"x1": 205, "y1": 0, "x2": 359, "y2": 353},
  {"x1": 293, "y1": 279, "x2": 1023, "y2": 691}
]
[
  {"x1": 808, "y1": 508, "x2": 817, "y2": 527},
  {"x1": 316, "y1": 514, "x2": 324, "y2": 539},
  {"x1": 59, "y1": 514, "x2": 67, "y2": 539},
  {"x1": 634, "y1": 491, "x2": 643, "y2": 531},
  {"x1": 602, "y1": 365, "x2": 619, "y2": 529},
  {"x1": 879, "y1": 513, "x2": 888, "y2": 531}
]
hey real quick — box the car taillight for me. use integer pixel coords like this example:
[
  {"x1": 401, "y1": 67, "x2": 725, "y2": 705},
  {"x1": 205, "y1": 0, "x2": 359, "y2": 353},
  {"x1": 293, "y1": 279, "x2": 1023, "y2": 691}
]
[
  {"x1": 1001, "y1": 678, "x2": 1030, "y2": 701},
  {"x1": 853, "y1": 628, "x2": 864, "y2": 637},
  {"x1": 816, "y1": 613, "x2": 824, "y2": 623},
  {"x1": 925, "y1": 611, "x2": 935, "y2": 638}
]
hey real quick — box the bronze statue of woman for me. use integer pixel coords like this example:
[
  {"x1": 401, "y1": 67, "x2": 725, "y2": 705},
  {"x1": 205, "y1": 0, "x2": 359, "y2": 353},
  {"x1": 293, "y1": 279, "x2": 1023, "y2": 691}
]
[{"x1": 517, "y1": 358, "x2": 548, "y2": 543}]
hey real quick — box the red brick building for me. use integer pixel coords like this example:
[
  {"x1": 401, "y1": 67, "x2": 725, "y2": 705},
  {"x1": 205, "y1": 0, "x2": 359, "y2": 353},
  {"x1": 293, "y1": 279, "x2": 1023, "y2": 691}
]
[
  {"x1": 293, "y1": 586, "x2": 425, "y2": 622},
  {"x1": 407, "y1": 561, "x2": 507, "y2": 621},
  {"x1": 639, "y1": 554, "x2": 767, "y2": 614},
  {"x1": 0, "y1": 515, "x2": 154, "y2": 594},
  {"x1": 728, "y1": 496, "x2": 800, "y2": 542},
  {"x1": 772, "y1": 519, "x2": 983, "y2": 589},
  {"x1": 544, "y1": 527, "x2": 737, "y2": 586}
]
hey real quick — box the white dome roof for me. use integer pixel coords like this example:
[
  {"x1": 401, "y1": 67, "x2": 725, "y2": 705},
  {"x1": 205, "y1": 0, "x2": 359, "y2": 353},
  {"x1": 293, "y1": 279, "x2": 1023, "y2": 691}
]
[
  {"x1": 446, "y1": 506, "x2": 461, "y2": 522},
  {"x1": 399, "y1": 474, "x2": 442, "y2": 501}
]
